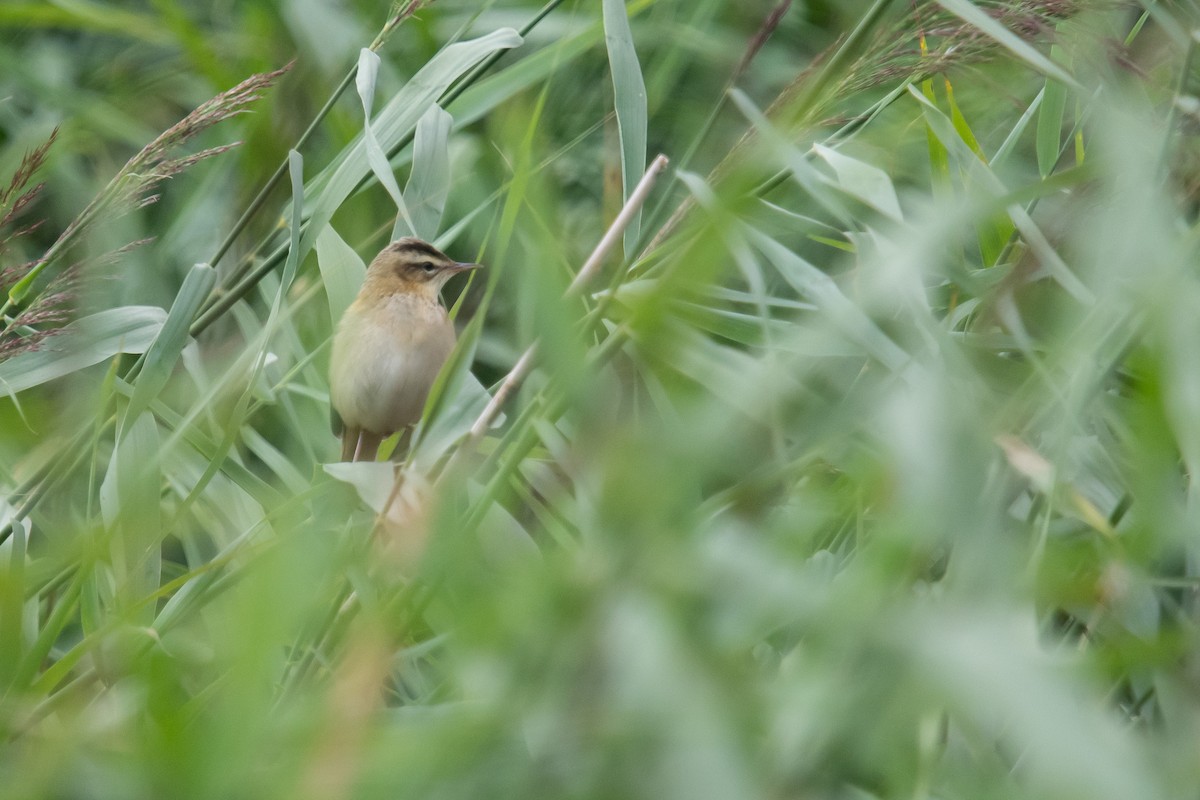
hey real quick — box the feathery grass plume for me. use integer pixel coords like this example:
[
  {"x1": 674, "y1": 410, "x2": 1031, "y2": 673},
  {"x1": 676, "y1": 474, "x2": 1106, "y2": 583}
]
[
  {"x1": 372, "y1": 0, "x2": 432, "y2": 50},
  {"x1": 0, "y1": 272, "x2": 72, "y2": 362},
  {"x1": 0, "y1": 63, "x2": 293, "y2": 337},
  {"x1": 769, "y1": 0, "x2": 1094, "y2": 129},
  {"x1": 841, "y1": 0, "x2": 1100, "y2": 94},
  {"x1": 734, "y1": 0, "x2": 793, "y2": 81},
  {"x1": 0, "y1": 129, "x2": 68, "y2": 361},
  {"x1": 51, "y1": 63, "x2": 293, "y2": 256},
  {"x1": 0, "y1": 127, "x2": 55, "y2": 245}
]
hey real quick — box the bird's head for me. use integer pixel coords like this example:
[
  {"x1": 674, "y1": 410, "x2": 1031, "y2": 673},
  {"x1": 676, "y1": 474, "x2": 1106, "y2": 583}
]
[{"x1": 363, "y1": 237, "x2": 480, "y2": 301}]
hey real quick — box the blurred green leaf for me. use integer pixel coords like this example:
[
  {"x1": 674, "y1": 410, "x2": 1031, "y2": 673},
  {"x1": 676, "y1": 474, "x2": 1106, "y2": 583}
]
[
  {"x1": 812, "y1": 144, "x2": 903, "y2": 222},
  {"x1": 0, "y1": 517, "x2": 27, "y2": 690},
  {"x1": 603, "y1": 0, "x2": 648, "y2": 256},
  {"x1": 323, "y1": 461, "x2": 396, "y2": 512},
  {"x1": 447, "y1": 26, "x2": 598, "y2": 128},
  {"x1": 1037, "y1": 74, "x2": 1068, "y2": 177},
  {"x1": 0, "y1": 1, "x2": 171, "y2": 43},
  {"x1": 0, "y1": 307, "x2": 166, "y2": 396},
  {"x1": 123, "y1": 263, "x2": 215, "y2": 431},
  {"x1": 99, "y1": 412, "x2": 162, "y2": 625}
]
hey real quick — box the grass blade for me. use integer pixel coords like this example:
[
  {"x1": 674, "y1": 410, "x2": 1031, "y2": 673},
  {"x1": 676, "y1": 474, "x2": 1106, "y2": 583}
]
[
  {"x1": 0, "y1": 307, "x2": 166, "y2": 397},
  {"x1": 122, "y1": 263, "x2": 216, "y2": 430},
  {"x1": 401, "y1": 104, "x2": 453, "y2": 241},
  {"x1": 315, "y1": 225, "x2": 367, "y2": 326},
  {"x1": 357, "y1": 48, "x2": 416, "y2": 236},
  {"x1": 603, "y1": 0, "x2": 648, "y2": 257}
]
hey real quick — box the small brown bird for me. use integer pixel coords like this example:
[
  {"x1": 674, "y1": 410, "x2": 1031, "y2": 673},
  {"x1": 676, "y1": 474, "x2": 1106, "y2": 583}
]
[{"x1": 330, "y1": 237, "x2": 479, "y2": 462}]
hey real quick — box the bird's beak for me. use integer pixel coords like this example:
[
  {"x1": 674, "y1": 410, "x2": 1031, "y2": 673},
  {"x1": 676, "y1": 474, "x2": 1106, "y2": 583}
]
[{"x1": 448, "y1": 262, "x2": 481, "y2": 273}]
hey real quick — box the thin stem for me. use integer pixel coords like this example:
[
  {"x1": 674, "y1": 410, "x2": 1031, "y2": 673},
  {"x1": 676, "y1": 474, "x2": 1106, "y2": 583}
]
[
  {"x1": 637, "y1": 0, "x2": 793, "y2": 253},
  {"x1": 0, "y1": 419, "x2": 112, "y2": 546},
  {"x1": 191, "y1": 239, "x2": 290, "y2": 337},
  {"x1": 204, "y1": 1, "x2": 432, "y2": 273},
  {"x1": 208, "y1": 68, "x2": 359, "y2": 270},
  {"x1": 463, "y1": 154, "x2": 669, "y2": 448}
]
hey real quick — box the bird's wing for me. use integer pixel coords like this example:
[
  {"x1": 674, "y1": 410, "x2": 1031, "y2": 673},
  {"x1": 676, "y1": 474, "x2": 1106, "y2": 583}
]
[{"x1": 330, "y1": 404, "x2": 344, "y2": 436}]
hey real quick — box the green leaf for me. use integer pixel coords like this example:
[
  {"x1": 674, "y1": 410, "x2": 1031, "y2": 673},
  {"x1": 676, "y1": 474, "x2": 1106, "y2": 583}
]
[
  {"x1": 278, "y1": 150, "x2": 305, "y2": 302},
  {"x1": 323, "y1": 461, "x2": 397, "y2": 513},
  {"x1": 474, "y1": 484, "x2": 540, "y2": 566},
  {"x1": 991, "y1": 87, "x2": 1043, "y2": 167},
  {"x1": 0, "y1": 307, "x2": 166, "y2": 396},
  {"x1": 812, "y1": 144, "x2": 903, "y2": 222},
  {"x1": 447, "y1": 27, "x2": 598, "y2": 128},
  {"x1": 299, "y1": 29, "x2": 523, "y2": 260},
  {"x1": 0, "y1": 516, "x2": 27, "y2": 689},
  {"x1": 242, "y1": 426, "x2": 307, "y2": 494},
  {"x1": 942, "y1": 85, "x2": 1015, "y2": 265},
  {"x1": 603, "y1": 0, "x2": 648, "y2": 256},
  {"x1": 676, "y1": 301, "x2": 806, "y2": 347},
  {"x1": 909, "y1": 86, "x2": 1093, "y2": 301},
  {"x1": 921, "y1": 78, "x2": 951, "y2": 192},
  {"x1": 742, "y1": 224, "x2": 910, "y2": 372},
  {"x1": 728, "y1": 89, "x2": 855, "y2": 227},
  {"x1": 411, "y1": 373, "x2": 495, "y2": 472},
  {"x1": 142, "y1": 388, "x2": 283, "y2": 513},
  {"x1": 945, "y1": 80, "x2": 986, "y2": 161},
  {"x1": 356, "y1": 47, "x2": 416, "y2": 237},
  {"x1": 123, "y1": 263, "x2": 216, "y2": 431},
  {"x1": 400, "y1": 104, "x2": 453, "y2": 241},
  {"x1": 315, "y1": 224, "x2": 366, "y2": 326},
  {"x1": 98, "y1": 411, "x2": 162, "y2": 625},
  {"x1": 1037, "y1": 75, "x2": 1068, "y2": 177},
  {"x1": 413, "y1": 283, "x2": 490, "y2": 455}
]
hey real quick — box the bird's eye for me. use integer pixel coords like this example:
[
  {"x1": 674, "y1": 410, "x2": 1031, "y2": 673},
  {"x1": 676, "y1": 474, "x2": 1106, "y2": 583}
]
[{"x1": 420, "y1": 262, "x2": 436, "y2": 274}]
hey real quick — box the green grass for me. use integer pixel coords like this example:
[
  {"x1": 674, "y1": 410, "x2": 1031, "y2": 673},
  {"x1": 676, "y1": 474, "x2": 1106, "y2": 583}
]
[{"x1": 2, "y1": 1, "x2": 1199, "y2": 798}]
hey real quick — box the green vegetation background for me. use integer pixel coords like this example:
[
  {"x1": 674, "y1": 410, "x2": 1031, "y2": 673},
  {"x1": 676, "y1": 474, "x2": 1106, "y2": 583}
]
[{"x1": 1, "y1": 1, "x2": 1197, "y2": 798}]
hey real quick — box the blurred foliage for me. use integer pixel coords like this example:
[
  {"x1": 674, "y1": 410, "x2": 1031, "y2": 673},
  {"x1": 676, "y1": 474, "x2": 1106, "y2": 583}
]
[{"x1": 2, "y1": 1, "x2": 1200, "y2": 798}]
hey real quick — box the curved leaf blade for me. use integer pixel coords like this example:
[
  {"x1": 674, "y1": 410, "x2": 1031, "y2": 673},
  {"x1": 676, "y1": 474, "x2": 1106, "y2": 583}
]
[{"x1": 0, "y1": 307, "x2": 167, "y2": 397}]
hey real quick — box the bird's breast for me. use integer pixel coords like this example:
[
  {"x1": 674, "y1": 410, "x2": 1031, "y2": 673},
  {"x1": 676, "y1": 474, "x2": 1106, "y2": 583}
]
[{"x1": 330, "y1": 295, "x2": 456, "y2": 435}]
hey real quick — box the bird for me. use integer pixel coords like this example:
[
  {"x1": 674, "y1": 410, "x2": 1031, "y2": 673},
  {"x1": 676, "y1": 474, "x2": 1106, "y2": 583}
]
[{"x1": 329, "y1": 237, "x2": 479, "y2": 462}]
